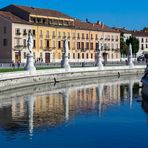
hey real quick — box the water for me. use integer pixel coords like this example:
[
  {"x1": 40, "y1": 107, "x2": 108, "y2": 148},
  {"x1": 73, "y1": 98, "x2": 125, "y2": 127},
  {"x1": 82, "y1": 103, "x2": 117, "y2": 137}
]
[{"x1": 0, "y1": 76, "x2": 148, "y2": 148}]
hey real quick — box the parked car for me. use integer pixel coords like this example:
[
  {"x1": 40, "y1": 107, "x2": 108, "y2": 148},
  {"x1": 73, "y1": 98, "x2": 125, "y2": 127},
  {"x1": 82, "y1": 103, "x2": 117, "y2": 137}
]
[{"x1": 137, "y1": 55, "x2": 145, "y2": 61}]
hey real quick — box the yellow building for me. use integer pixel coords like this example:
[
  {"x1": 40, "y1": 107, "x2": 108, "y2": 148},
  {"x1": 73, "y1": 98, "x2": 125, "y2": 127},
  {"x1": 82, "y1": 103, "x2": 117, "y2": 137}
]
[{"x1": 0, "y1": 4, "x2": 120, "y2": 63}]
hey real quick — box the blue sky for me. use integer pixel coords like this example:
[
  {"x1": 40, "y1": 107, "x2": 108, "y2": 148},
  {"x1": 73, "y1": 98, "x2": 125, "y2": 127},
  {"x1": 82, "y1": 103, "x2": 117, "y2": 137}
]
[{"x1": 0, "y1": 0, "x2": 147, "y2": 30}]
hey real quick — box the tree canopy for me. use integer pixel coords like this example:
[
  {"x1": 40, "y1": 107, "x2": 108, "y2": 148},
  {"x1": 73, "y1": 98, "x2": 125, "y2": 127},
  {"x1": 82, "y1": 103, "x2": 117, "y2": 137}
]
[
  {"x1": 120, "y1": 37, "x2": 128, "y2": 55},
  {"x1": 126, "y1": 36, "x2": 139, "y2": 54}
]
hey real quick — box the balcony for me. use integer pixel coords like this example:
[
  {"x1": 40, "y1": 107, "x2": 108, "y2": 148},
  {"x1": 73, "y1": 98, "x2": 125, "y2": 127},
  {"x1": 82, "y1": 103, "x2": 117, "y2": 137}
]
[
  {"x1": 15, "y1": 32, "x2": 21, "y2": 36},
  {"x1": 46, "y1": 35, "x2": 50, "y2": 39},
  {"x1": 14, "y1": 45, "x2": 24, "y2": 51},
  {"x1": 23, "y1": 32, "x2": 27, "y2": 36},
  {"x1": 44, "y1": 47, "x2": 52, "y2": 51},
  {"x1": 52, "y1": 35, "x2": 56, "y2": 39}
]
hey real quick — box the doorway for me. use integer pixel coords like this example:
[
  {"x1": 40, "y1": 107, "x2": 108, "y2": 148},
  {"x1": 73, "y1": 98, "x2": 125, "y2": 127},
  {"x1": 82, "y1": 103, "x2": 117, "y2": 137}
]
[
  {"x1": 15, "y1": 51, "x2": 21, "y2": 62},
  {"x1": 45, "y1": 53, "x2": 50, "y2": 63}
]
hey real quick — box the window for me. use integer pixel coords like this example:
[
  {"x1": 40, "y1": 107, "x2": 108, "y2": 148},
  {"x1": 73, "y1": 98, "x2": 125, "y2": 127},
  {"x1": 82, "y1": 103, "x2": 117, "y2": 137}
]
[
  {"x1": 4, "y1": 26, "x2": 6, "y2": 34},
  {"x1": 40, "y1": 40, "x2": 43, "y2": 48},
  {"x1": 81, "y1": 42, "x2": 84, "y2": 50},
  {"x1": 72, "y1": 41, "x2": 75, "y2": 48},
  {"x1": 91, "y1": 34, "x2": 93, "y2": 40},
  {"x1": 58, "y1": 32, "x2": 61, "y2": 38},
  {"x1": 141, "y1": 38, "x2": 144, "y2": 43},
  {"x1": 78, "y1": 53, "x2": 80, "y2": 59},
  {"x1": 24, "y1": 52, "x2": 27, "y2": 59},
  {"x1": 68, "y1": 41, "x2": 70, "y2": 48},
  {"x1": 73, "y1": 53, "x2": 75, "y2": 59},
  {"x1": 40, "y1": 30, "x2": 43, "y2": 38},
  {"x1": 58, "y1": 41, "x2": 61, "y2": 49},
  {"x1": 86, "y1": 53, "x2": 89, "y2": 59},
  {"x1": 96, "y1": 43, "x2": 99, "y2": 50},
  {"x1": 3, "y1": 39, "x2": 7, "y2": 46},
  {"x1": 23, "y1": 39, "x2": 27, "y2": 47},
  {"x1": 33, "y1": 40, "x2": 36, "y2": 48},
  {"x1": 68, "y1": 32, "x2": 70, "y2": 38},
  {"x1": 46, "y1": 31, "x2": 49, "y2": 38},
  {"x1": 72, "y1": 33, "x2": 75, "y2": 39},
  {"x1": 16, "y1": 38, "x2": 20, "y2": 45},
  {"x1": 40, "y1": 52, "x2": 43, "y2": 58},
  {"x1": 77, "y1": 33, "x2": 80, "y2": 39},
  {"x1": 53, "y1": 40, "x2": 55, "y2": 48},
  {"x1": 82, "y1": 53, "x2": 84, "y2": 59},
  {"x1": 15, "y1": 28, "x2": 21, "y2": 35},
  {"x1": 46, "y1": 40, "x2": 50, "y2": 48},
  {"x1": 86, "y1": 42, "x2": 89, "y2": 50},
  {"x1": 77, "y1": 42, "x2": 80, "y2": 49},
  {"x1": 82, "y1": 33, "x2": 84, "y2": 39},
  {"x1": 90, "y1": 43, "x2": 93, "y2": 49},
  {"x1": 86, "y1": 34, "x2": 89, "y2": 39},
  {"x1": 23, "y1": 29, "x2": 27, "y2": 36},
  {"x1": 32, "y1": 30, "x2": 36, "y2": 36},
  {"x1": 52, "y1": 31, "x2": 55, "y2": 37},
  {"x1": 91, "y1": 53, "x2": 93, "y2": 59}
]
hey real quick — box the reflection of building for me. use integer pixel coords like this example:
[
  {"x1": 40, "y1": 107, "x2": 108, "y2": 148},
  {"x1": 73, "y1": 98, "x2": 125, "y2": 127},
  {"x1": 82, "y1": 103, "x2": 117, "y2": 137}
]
[
  {"x1": 0, "y1": 4, "x2": 120, "y2": 63},
  {"x1": 0, "y1": 82, "x2": 121, "y2": 134}
]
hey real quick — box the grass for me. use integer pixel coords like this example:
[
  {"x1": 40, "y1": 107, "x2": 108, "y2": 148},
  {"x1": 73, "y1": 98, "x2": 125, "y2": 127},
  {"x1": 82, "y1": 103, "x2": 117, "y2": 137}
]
[{"x1": 0, "y1": 67, "x2": 62, "y2": 73}]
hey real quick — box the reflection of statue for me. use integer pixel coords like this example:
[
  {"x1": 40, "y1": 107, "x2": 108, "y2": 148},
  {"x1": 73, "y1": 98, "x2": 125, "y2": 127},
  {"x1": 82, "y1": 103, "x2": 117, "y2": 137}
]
[{"x1": 27, "y1": 31, "x2": 33, "y2": 54}]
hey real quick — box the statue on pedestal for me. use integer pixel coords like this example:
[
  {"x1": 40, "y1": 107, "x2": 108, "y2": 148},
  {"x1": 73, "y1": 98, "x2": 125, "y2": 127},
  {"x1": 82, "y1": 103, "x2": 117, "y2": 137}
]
[
  {"x1": 24, "y1": 31, "x2": 36, "y2": 71},
  {"x1": 61, "y1": 38, "x2": 71, "y2": 70},
  {"x1": 95, "y1": 42, "x2": 103, "y2": 70},
  {"x1": 27, "y1": 32, "x2": 33, "y2": 54},
  {"x1": 128, "y1": 44, "x2": 134, "y2": 68}
]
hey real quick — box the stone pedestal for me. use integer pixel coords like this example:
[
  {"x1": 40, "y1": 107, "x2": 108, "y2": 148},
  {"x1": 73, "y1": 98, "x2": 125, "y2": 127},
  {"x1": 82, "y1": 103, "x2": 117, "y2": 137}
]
[
  {"x1": 128, "y1": 55, "x2": 134, "y2": 68},
  {"x1": 64, "y1": 55, "x2": 71, "y2": 70},
  {"x1": 24, "y1": 53, "x2": 36, "y2": 71}
]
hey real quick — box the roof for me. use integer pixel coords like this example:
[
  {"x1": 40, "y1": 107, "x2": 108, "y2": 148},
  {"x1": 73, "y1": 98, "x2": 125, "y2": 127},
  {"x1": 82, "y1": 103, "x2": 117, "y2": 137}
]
[
  {"x1": 12, "y1": 4, "x2": 72, "y2": 19},
  {"x1": 114, "y1": 27, "x2": 132, "y2": 34},
  {"x1": 132, "y1": 31, "x2": 148, "y2": 37},
  {"x1": 74, "y1": 19, "x2": 119, "y2": 33},
  {"x1": 0, "y1": 4, "x2": 119, "y2": 33},
  {"x1": 0, "y1": 11, "x2": 28, "y2": 24}
]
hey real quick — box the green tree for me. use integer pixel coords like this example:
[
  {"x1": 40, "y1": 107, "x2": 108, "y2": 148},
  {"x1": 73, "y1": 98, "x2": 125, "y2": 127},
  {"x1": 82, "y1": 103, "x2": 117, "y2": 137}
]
[
  {"x1": 126, "y1": 36, "x2": 139, "y2": 54},
  {"x1": 120, "y1": 37, "x2": 128, "y2": 55}
]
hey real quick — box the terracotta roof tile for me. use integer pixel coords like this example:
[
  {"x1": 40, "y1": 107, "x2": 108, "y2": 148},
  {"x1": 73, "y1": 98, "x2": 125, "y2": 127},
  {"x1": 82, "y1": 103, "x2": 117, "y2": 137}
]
[
  {"x1": 13, "y1": 4, "x2": 72, "y2": 19},
  {"x1": 0, "y1": 11, "x2": 28, "y2": 24}
]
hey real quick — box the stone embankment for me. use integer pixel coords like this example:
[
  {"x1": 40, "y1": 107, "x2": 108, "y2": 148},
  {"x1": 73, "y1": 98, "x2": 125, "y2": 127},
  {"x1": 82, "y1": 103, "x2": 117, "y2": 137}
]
[{"x1": 0, "y1": 66, "x2": 145, "y2": 91}]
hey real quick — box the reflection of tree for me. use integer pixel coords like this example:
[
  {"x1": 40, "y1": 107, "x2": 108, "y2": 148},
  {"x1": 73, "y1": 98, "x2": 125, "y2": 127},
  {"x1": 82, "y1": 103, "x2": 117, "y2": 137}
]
[{"x1": 133, "y1": 83, "x2": 140, "y2": 95}]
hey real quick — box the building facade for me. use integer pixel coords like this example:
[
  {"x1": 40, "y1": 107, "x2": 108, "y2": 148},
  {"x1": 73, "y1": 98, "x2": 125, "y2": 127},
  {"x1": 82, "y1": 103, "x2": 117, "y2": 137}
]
[
  {"x1": 117, "y1": 27, "x2": 148, "y2": 57},
  {"x1": 0, "y1": 4, "x2": 120, "y2": 63}
]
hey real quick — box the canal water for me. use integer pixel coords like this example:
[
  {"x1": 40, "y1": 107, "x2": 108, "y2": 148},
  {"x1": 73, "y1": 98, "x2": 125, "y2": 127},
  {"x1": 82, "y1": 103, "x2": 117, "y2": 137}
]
[{"x1": 0, "y1": 76, "x2": 148, "y2": 148}]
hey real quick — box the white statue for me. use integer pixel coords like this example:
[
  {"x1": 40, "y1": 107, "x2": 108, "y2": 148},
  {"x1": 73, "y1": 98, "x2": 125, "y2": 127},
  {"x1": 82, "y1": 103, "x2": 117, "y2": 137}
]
[
  {"x1": 27, "y1": 31, "x2": 33, "y2": 54},
  {"x1": 129, "y1": 44, "x2": 132, "y2": 57},
  {"x1": 24, "y1": 31, "x2": 36, "y2": 71},
  {"x1": 128, "y1": 43, "x2": 134, "y2": 67},
  {"x1": 62, "y1": 38, "x2": 70, "y2": 70}
]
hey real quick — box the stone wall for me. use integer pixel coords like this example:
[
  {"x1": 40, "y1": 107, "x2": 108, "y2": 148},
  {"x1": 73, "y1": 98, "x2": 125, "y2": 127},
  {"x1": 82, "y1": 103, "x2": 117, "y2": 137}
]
[{"x1": 0, "y1": 66, "x2": 145, "y2": 91}]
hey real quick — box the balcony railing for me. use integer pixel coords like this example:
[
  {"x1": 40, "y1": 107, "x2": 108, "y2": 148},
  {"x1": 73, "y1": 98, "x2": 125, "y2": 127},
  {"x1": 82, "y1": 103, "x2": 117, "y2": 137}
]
[{"x1": 16, "y1": 32, "x2": 21, "y2": 36}]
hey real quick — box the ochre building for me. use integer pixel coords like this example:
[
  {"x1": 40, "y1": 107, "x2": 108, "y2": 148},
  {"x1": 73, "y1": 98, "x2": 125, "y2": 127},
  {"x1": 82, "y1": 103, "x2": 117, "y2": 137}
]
[{"x1": 0, "y1": 4, "x2": 120, "y2": 63}]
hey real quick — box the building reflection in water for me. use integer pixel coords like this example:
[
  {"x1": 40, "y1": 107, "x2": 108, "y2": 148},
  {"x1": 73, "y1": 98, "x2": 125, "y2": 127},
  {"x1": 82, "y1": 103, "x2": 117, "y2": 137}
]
[{"x1": 0, "y1": 78, "x2": 140, "y2": 136}]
